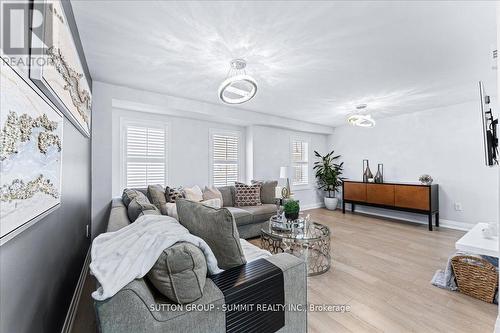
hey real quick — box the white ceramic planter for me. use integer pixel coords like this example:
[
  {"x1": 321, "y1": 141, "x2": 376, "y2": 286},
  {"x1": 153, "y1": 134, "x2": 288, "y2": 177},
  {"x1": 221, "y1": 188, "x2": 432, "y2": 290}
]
[{"x1": 324, "y1": 197, "x2": 339, "y2": 210}]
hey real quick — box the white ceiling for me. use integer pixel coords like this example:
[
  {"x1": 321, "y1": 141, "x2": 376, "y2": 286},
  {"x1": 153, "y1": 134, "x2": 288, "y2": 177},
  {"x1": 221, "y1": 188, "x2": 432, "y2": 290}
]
[{"x1": 71, "y1": 1, "x2": 497, "y2": 127}]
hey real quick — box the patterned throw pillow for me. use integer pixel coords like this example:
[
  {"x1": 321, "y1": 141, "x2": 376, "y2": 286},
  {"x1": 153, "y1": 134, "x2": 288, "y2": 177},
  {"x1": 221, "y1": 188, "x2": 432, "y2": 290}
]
[
  {"x1": 234, "y1": 182, "x2": 262, "y2": 207},
  {"x1": 166, "y1": 186, "x2": 185, "y2": 203}
]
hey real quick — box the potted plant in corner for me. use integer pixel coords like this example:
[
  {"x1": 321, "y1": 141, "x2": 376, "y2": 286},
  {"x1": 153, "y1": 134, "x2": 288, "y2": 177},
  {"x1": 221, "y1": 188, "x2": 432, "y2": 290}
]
[
  {"x1": 313, "y1": 149, "x2": 344, "y2": 210},
  {"x1": 283, "y1": 200, "x2": 300, "y2": 221}
]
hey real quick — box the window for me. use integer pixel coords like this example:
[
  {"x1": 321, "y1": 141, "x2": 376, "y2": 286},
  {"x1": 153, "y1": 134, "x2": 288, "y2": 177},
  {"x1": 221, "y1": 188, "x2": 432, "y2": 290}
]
[
  {"x1": 122, "y1": 120, "x2": 168, "y2": 189},
  {"x1": 210, "y1": 130, "x2": 240, "y2": 187},
  {"x1": 291, "y1": 139, "x2": 309, "y2": 186}
]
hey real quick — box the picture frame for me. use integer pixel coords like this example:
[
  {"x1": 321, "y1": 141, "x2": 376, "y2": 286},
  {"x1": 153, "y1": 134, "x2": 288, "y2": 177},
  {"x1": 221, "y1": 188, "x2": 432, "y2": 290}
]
[
  {"x1": 1, "y1": 58, "x2": 63, "y2": 243},
  {"x1": 29, "y1": 0, "x2": 92, "y2": 137}
]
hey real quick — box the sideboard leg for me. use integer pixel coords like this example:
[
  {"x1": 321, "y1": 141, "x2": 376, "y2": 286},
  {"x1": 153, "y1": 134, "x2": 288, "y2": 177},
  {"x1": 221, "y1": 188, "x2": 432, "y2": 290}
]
[
  {"x1": 435, "y1": 212, "x2": 439, "y2": 227},
  {"x1": 428, "y1": 214, "x2": 433, "y2": 231},
  {"x1": 351, "y1": 204, "x2": 355, "y2": 213},
  {"x1": 342, "y1": 201, "x2": 345, "y2": 214}
]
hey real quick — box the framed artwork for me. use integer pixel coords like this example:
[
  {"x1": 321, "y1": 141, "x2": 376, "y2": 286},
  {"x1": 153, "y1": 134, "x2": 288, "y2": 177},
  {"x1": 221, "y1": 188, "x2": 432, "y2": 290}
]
[
  {"x1": 30, "y1": 0, "x2": 92, "y2": 137},
  {"x1": 0, "y1": 59, "x2": 63, "y2": 240}
]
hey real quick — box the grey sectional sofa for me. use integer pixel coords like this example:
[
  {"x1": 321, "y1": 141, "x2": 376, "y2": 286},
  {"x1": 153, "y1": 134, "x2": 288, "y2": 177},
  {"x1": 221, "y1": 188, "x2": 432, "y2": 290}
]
[
  {"x1": 113, "y1": 186, "x2": 277, "y2": 239},
  {"x1": 94, "y1": 193, "x2": 308, "y2": 333}
]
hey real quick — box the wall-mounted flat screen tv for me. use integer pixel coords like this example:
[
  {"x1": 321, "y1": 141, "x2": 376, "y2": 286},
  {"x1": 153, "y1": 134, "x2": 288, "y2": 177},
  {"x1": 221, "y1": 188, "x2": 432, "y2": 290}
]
[{"x1": 479, "y1": 81, "x2": 498, "y2": 166}]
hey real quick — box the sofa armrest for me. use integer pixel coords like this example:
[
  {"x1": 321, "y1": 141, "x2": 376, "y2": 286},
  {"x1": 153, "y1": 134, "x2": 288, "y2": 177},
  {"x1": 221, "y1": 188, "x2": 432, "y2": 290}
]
[
  {"x1": 95, "y1": 278, "x2": 226, "y2": 333},
  {"x1": 107, "y1": 198, "x2": 130, "y2": 232},
  {"x1": 265, "y1": 253, "x2": 308, "y2": 333},
  {"x1": 94, "y1": 279, "x2": 157, "y2": 332}
]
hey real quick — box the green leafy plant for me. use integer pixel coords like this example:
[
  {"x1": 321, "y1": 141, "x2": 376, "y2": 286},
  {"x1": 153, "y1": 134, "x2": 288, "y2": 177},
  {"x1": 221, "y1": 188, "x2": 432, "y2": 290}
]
[
  {"x1": 313, "y1": 150, "x2": 344, "y2": 198},
  {"x1": 283, "y1": 200, "x2": 300, "y2": 214}
]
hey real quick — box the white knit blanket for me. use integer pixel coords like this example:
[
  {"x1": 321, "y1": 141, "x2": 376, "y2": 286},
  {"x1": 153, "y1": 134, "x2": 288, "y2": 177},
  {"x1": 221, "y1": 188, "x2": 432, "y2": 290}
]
[{"x1": 90, "y1": 214, "x2": 222, "y2": 301}]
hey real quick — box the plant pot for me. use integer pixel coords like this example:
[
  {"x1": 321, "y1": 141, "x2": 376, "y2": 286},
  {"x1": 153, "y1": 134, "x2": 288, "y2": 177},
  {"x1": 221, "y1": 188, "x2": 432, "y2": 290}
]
[
  {"x1": 285, "y1": 211, "x2": 299, "y2": 221},
  {"x1": 324, "y1": 197, "x2": 339, "y2": 210}
]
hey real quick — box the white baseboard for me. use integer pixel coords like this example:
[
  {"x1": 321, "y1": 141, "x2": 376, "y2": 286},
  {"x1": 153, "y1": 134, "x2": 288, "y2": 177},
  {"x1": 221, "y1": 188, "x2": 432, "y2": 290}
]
[
  {"x1": 495, "y1": 315, "x2": 500, "y2": 333},
  {"x1": 309, "y1": 203, "x2": 473, "y2": 231},
  {"x1": 351, "y1": 209, "x2": 472, "y2": 231},
  {"x1": 301, "y1": 202, "x2": 325, "y2": 210},
  {"x1": 61, "y1": 247, "x2": 91, "y2": 333}
]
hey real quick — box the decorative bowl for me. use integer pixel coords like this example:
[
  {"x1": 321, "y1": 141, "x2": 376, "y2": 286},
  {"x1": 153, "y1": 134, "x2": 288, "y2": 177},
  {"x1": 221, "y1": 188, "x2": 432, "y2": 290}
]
[{"x1": 418, "y1": 174, "x2": 433, "y2": 185}]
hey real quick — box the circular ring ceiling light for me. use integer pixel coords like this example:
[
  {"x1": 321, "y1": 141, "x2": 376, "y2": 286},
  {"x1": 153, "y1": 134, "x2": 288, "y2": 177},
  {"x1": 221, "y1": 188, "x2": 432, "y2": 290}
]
[
  {"x1": 347, "y1": 114, "x2": 376, "y2": 127},
  {"x1": 218, "y1": 59, "x2": 257, "y2": 104}
]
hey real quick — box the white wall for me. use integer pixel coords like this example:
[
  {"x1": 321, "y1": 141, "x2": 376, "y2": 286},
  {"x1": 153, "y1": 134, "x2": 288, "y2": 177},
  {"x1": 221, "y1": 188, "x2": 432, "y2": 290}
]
[
  {"x1": 250, "y1": 126, "x2": 328, "y2": 209},
  {"x1": 328, "y1": 100, "x2": 499, "y2": 229},
  {"x1": 91, "y1": 81, "x2": 330, "y2": 234},
  {"x1": 111, "y1": 109, "x2": 245, "y2": 196}
]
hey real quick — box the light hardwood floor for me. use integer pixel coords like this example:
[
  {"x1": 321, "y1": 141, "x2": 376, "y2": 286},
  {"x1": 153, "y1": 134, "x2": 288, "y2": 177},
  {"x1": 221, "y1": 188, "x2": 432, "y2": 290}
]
[
  {"x1": 292, "y1": 209, "x2": 497, "y2": 333},
  {"x1": 72, "y1": 209, "x2": 497, "y2": 333}
]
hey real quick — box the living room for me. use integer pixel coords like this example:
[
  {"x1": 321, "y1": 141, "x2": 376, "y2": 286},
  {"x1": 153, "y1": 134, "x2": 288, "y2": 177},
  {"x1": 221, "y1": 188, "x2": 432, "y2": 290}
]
[{"x1": 0, "y1": 1, "x2": 499, "y2": 333}]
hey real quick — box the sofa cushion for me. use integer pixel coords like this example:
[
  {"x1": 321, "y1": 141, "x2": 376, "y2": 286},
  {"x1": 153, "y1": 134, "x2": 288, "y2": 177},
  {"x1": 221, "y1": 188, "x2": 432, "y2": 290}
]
[
  {"x1": 252, "y1": 180, "x2": 278, "y2": 204},
  {"x1": 147, "y1": 242, "x2": 207, "y2": 304},
  {"x1": 176, "y1": 199, "x2": 246, "y2": 270},
  {"x1": 122, "y1": 188, "x2": 148, "y2": 207},
  {"x1": 239, "y1": 204, "x2": 276, "y2": 223},
  {"x1": 127, "y1": 198, "x2": 160, "y2": 222},
  {"x1": 234, "y1": 182, "x2": 262, "y2": 207},
  {"x1": 225, "y1": 207, "x2": 253, "y2": 226},
  {"x1": 165, "y1": 186, "x2": 185, "y2": 203},
  {"x1": 184, "y1": 185, "x2": 203, "y2": 202},
  {"x1": 217, "y1": 186, "x2": 235, "y2": 207},
  {"x1": 147, "y1": 185, "x2": 168, "y2": 215}
]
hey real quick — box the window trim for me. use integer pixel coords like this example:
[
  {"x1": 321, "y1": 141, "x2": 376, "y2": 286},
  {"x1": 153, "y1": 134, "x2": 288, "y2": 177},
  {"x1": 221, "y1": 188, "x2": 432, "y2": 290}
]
[
  {"x1": 209, "y1": 128, "x2": 243, "y2": 187},
  {"x1": 119, "y1": 117, "x2": 170, "y2": 191},
  {"x1": 290, "y1": 136, "x2": 311, "y2": 190}
]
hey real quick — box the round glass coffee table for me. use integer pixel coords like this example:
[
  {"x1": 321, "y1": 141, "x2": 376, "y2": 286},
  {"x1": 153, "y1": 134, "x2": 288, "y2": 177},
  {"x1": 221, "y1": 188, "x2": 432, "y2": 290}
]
[{"x1": 260, "y1": 216, "x2": 331, "y2": 276}]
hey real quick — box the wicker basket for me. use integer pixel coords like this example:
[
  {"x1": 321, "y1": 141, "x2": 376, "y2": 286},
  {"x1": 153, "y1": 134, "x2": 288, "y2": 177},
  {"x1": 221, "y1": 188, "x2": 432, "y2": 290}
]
[{"x1": 451, "y1": 255, "x2": 498, "y2": 303}]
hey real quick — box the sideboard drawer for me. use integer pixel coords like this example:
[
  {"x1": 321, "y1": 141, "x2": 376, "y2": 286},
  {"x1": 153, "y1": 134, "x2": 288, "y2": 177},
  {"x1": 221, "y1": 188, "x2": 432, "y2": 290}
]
[
  {"x1": 367, "y1": 184, "x2": 395, "y2": 206},
  {"x1": 343, "y1": 182, "x2": 367, "y2": 202},
  {"x1": 395, "y1": 185, "x2": 430, "y2": 210}
]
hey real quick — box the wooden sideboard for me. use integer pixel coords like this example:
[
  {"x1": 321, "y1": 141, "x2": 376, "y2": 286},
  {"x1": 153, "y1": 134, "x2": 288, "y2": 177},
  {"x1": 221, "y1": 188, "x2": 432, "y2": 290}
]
[{"x1": 342, "y1": 180, "x2": 439, "y2": 231}]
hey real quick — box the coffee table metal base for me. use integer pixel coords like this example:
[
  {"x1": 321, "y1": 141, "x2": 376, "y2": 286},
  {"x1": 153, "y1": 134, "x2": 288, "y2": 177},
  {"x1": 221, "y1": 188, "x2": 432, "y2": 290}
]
[{"x1": 260, "y1": 230, "x2": 331, "y2": 276}]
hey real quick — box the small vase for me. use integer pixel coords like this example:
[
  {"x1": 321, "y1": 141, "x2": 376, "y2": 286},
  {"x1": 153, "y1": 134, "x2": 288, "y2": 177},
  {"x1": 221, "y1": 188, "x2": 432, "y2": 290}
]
[
  {"x1": 363, "y1": 160, "x2": 373, "y2": 182},
  {"x1": 374, "y1": 164, "x2": 384, "y2": 183}
]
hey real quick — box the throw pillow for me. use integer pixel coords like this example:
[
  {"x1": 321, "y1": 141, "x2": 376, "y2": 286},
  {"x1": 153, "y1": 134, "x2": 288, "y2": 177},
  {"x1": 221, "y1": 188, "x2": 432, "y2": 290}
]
[
  {"x1": 183, "y1": 185, "x2": 203, "y2": 202},
  {"x1": 147, "y1": 242, "x2": 207, "y2": 304},
  {"x1": 234, "y1": 182, "x2": 262, "y2": 207},
  {"x1": 217, "y1": 186, "x2": 235, "y2": 207},
  {"x1": 252, "y1": 180, "x2": 278, "y2": 204},
  {"x1": 127, "y1": 197, "x2": 160, "y2": 222},
  {"x1": 165, "y1": 202, "x2": 178, "y2": 219},
  {"x1": 165, "y1": 186, "x2": 185, "y2": 203},
  {"x1": 147, "y1": 184, "x2": 168, "y2": 215},
  {"x1": 176, "y1": 199, "x2": 246, "y2": 270},
  {"x1": 122, "y1": 188, "x2": 148, "y2": 207},
  {"x1": 202, "y1": 186, "x2": 223, "y2": 204}
]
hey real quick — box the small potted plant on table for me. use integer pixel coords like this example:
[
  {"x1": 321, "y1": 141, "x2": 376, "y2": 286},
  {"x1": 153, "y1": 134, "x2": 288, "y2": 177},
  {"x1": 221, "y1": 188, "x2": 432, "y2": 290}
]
[
  {"x1": 314, "y1": 149, "x2": 344, "y2": 210},
  {"x1": 283, "y1": 200, "x2": 300, "y2": 221}
]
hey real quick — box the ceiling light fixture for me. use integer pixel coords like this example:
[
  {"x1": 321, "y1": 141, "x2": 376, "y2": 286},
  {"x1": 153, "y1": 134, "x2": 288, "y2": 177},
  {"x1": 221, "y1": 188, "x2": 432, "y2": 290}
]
[
  {"x1": 218, "y1": 59, "x2": 257, "y2": 104},
  {"x1": 347, "y1": 104, "x2": 376, "y2": 127},
  {"x1": 347, "y1": 114, "x2": 376, "y2": 127}
]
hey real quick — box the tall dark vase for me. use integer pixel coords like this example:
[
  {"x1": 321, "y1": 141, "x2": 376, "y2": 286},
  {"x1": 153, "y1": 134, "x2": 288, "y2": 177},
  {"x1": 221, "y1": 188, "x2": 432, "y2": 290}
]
[
  {"x1": 363, "y1": 159, "x2": 373, "y2": 182},
  {"x1": 374, "y1": 164, "x2": 384, "y2": 183}
]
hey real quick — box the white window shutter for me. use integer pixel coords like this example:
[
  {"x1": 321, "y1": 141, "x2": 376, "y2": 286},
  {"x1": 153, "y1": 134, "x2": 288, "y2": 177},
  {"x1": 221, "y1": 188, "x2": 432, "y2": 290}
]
[
  {"x1": 291, "y1": 140, "x2": 308, "y2": 186},
  {"x1": 125, "y1": 124, "x2": 167, "y2": 188},
  {"x1": 212, "y1": 134, "x2": 239, "y2": 187}
]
